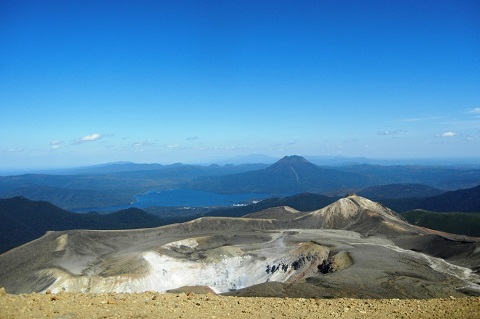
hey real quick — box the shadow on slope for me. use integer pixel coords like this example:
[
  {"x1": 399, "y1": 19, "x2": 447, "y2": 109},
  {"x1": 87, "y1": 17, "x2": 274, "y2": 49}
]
[
  {"x1": 401, "y1": 210, "x2": 480, "y2": 237},
  {"x1": 0, "y1": 195, "x2": 479, "y2": 298},
  {"x1": 0, "y1": 197, "x2": 164, "y2": 254}
]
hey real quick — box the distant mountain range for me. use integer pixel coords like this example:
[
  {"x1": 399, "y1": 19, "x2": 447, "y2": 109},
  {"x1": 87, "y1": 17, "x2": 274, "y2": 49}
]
[
  {"x1": 379, "y1": 185, "x2": 480, "y2": 213},
  {"x1": 191, "y1": 155, "x2": 380, "y2": 194},
  {"x1": 1, "y1": 155, "x2": 480, "y2": 211},
  {"x1": 0, "y1": 163, "x2": 269, "y2": 210},
  {"x1": 1, "y1": 182, "x2": 479, "y2": 254},
  {"x1": 205, "y1": 184, "x2": 480, "y2": 218},
  {"x1": 356, "y1": 184, "x2": 445, "y2": 199},
  {"x1": 191, "y1": 155, "x2": 480, "y2": 195},
  {"x1": 416, "y1": 184, "x2": 480, "y2": 212},
  {"x1": 332, "y1": 164, "x2": 480, "y2": 191}
]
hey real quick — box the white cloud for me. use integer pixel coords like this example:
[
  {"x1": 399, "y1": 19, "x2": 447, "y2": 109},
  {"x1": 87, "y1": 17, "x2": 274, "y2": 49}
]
[
  {"x1": 72, "y1": 133, "x2": 103, "y2": 144},
  {"x1": 49, "y1": 140, "x2": 63, "y2": 150},
  {"x1": 435, "y1": 132, "x2": 458, "y2": 138},
  {"x1": 468, "y1": 107, "x2": 480, "y2": 114},
  {"x1": 194, "y1": 145, "x2": 213, "y2": 151},
  {"x1": 442, "y1": 132, "x2": 457, "y2": 137},
  {"x1": 377, "y1": 130, "x2": 404, "y2": 136},
  {"x1": 131, "y1": 141, "x2": 155, "y2": 148},
  {"x1": 80, "y1": 133, "x2": 102, "y2": 141}
]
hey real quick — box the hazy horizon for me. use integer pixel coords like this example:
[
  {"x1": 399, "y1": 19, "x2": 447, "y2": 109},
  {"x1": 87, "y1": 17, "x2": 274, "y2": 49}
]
[
  {"x1": 2, "y1": 153, "x2": 480, "y2": 175},
  {"x1": 2, "y1": 1, "x2": 479, "y2": 170}
]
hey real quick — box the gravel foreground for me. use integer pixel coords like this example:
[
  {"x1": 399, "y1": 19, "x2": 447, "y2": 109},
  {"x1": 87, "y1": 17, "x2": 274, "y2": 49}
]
[{"x1": 1, "y1": 291, "x2": 479, "y2": 319}]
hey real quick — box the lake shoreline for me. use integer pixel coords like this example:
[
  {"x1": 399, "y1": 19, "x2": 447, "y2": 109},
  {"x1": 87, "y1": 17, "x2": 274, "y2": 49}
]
[{"x1": 72, "y1": 189, "x2": 280, "y2": 213}]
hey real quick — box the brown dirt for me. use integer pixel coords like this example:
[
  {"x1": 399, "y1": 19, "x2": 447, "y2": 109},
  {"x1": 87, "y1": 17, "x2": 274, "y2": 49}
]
[{"x1": 1, "y1": 291, "x2": 479, "y2": 319}]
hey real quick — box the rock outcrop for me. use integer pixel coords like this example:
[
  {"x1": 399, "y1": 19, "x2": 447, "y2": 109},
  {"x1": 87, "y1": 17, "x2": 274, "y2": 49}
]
[{"x1": 0, "y1": 196, "x2": 479, "y2": 298}]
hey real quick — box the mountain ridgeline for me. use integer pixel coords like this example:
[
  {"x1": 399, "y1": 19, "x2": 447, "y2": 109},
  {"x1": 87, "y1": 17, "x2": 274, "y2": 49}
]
[
  {"x1": 2, "y1": 182, "x2": 480, "y2": 254},
  {"x1": 1, "y1": 156, "x2": 480, "y2": 299},
  {"x1": 0, "y1": 162, "x2": 270, "y2": 210},
  {"x1": 191, "y1": 155, "x2": 480, "y2": 195},
  {"x1": 0, "y1": 197, "x2": 164, "y2": 254},
  {"x1": 379, "y1": 184, "x2": 480, "y2": 213},
  {"x1": 1, "y1": 194, "x2": 479, "y2": 298},
  {"x1": 1, "y1": 155, "x2": 480, "y2": 211},
  {"x1": 402, "y1": 210, "x2": 480, "y2": 237},
  {"x1": 191, "y1": 155, "x2": 381, "y2": 194}
]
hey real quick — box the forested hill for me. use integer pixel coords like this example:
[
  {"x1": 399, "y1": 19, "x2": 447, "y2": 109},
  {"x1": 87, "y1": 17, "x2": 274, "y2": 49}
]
[{"x1": 0, "y1": 197, "x2": 163, "y2": 254}]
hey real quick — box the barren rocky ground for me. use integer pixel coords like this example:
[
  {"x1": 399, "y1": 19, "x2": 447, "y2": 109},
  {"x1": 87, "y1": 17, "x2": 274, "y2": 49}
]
[
  {"x1": 1, "y1": 291, "x2": 479, "y2": 319},
  {"x1": 2, "y1": 196, "x2": 480, "y2": 318}
]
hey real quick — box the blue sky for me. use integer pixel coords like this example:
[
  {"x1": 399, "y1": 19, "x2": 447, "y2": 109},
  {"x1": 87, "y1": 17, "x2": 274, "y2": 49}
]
[{"x1": 1, "y1": 0, "x2": 479, "y2": 169}]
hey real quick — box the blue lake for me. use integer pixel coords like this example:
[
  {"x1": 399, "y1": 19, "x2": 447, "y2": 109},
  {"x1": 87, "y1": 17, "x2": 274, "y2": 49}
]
[
  {"x1": 134, "y1": 189, "x2": 272, "y2": 207},
  {"x1": 75, "y1": 189, "x2": 275, "y2": 213}
]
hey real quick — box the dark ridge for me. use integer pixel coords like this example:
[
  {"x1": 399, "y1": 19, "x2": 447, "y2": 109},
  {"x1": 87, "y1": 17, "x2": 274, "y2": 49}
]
[
  {"x1": 379, "y1": 184, "x2": 480, "y2": 213},
  {"x1": 357, "y1": 183, "x2": 445, "y2": 199},
  {"x1": 418, "y1": 184, "x2": 480, "y2": 212},
  {"x1": 401, "y1": 210, "x2": 480, "y2": 236},
  {"x1": 0, "y1": 197, "x2": 164, "y2": 254}
]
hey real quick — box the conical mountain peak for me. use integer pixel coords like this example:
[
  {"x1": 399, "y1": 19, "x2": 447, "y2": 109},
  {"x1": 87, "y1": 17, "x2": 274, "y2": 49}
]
[
  {"x1": 318, "y1": 194, "x2": 405, "y2": 222},
  {"x1": 291, "y1": 194, "x2": 409, "y2": 232},
  {"x1": 267, "y1": 155, "x2": 318, "y2": 171},
  {"x1": 275, "y1": 155, "x2": 312, "y2": 165}
]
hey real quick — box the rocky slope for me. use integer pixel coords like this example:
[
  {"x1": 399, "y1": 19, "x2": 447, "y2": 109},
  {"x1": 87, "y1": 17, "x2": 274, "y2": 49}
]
[{"x1": 0, "y1": 195, "x2": 479, "y2": 298}]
